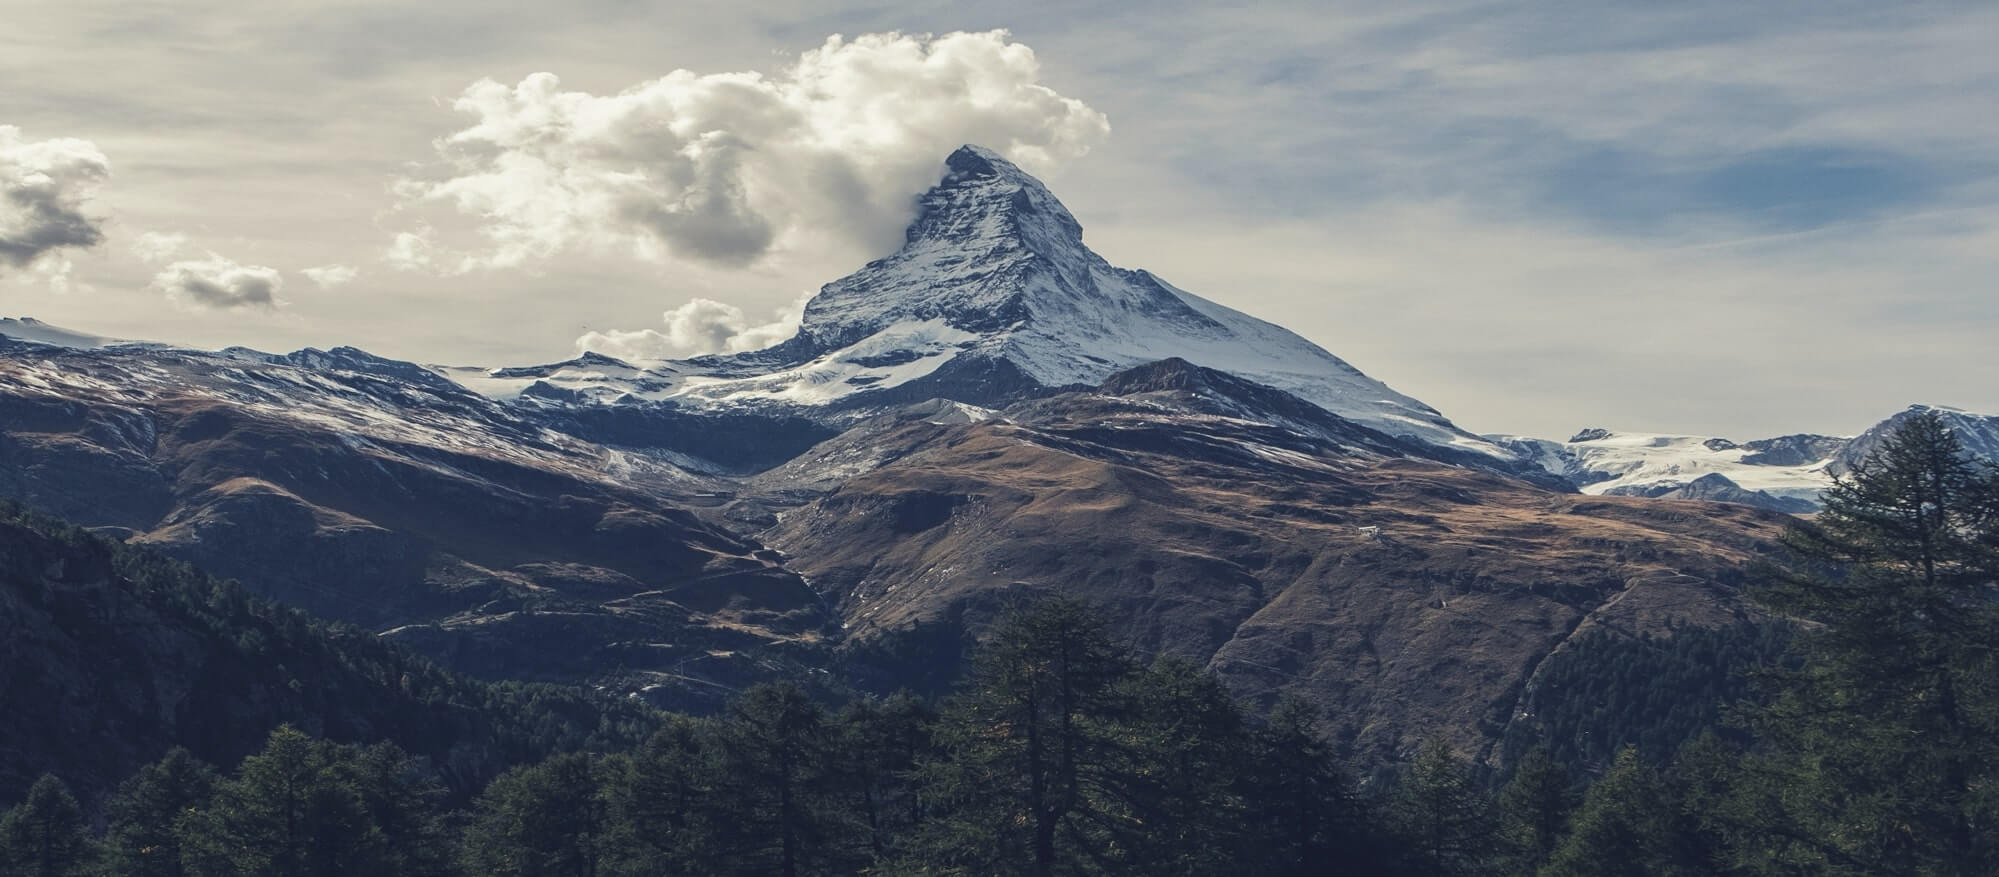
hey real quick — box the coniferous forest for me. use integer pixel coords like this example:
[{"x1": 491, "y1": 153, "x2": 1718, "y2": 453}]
[{"x1": 3, "y1": 410, "x2": 1997, "y2": 875}]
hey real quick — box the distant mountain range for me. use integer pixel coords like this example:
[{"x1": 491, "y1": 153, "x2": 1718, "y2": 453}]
[{"x1": 4, "y1": 146, "x2": 1994, "y2": 762}]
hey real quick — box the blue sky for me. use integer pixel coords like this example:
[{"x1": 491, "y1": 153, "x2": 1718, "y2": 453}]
[{"x1": 2, "y1": 0, "x2": 1994, "y2": 438}]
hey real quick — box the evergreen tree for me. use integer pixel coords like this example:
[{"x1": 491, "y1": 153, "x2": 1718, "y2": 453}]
[
  {"x1": 896, "y1": 597, "x2": 1135, "y2": 877},
  {"x1": 709, "y1": 682, "x2": 845, "y2": 877},
  {"x1": 1539, "y1": 747, "x2": 1677, "y2": 877},
  {"x1": 0, "y1": 775, "x2": 95, "y2": 877},
  {"x1": 460, "y1": 753, "x2": 607, "y2": 877},
  {"x1": 1390, "y1": 739, "x2": 1498, "y2": 876},
  {"x1": 1498, "y1": 746, "x2": 1573, "y2": 875},
  {"x1": 345, "y1": 742, "x2": 453, "y2": 877},
  {"x1": 600, "y1": 716, "x2": 717, "y2": 876},
  {"x1": 177, "y1": 726, "x2": 384, "y2": 877},
  {"x1": 833, "y1": 693, "x2": 934, "y2": 862},
  {"x1": 103, "y1": 748, "x2": 219, "y2": 877},
  {"x1": 1743, "y1": 410, "x2": 1999, "y2": 875},
  {"x1": 1242, "y1": 697, "x2": 1377, "y2": 876},
  {"x1": 1092, "y1": 656, "x2": 1252, "y2": 876}
]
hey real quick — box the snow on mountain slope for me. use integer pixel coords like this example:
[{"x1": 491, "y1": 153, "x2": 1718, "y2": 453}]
[
  {"x1": 487, "y1": 145, "x2": 1508, "y2": 458},
  {"x1": 0, "y1": 317, "x2": 148, "y2": 350},
  {"x1": 1832, "y1": 405, "x2": 1999, "y2": 476},
  {"x1": 0, "y1": 337, "x2": 714, "y2": 496},
  {"x1": 1491, "y1": 429, "x2": 1842, "y2": 506},
  {"x1": 1496, "y1": 404, "x2": 1999, "y2": 510}
]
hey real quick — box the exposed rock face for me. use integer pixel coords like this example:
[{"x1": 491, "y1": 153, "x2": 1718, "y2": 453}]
[
  {"x1": 1830, "y1": 404, "x2": 1999, "y2": 477},
  {"x1": 1601, "y1": 472, "x2": 1819, "y2": 514},
  {"x1": 1738, "y1": 433, "x2": 1847, "y2": 467}
]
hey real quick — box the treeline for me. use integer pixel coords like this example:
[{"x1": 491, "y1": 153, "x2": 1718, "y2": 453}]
[
  {"x1": 0, "y1": 500, "x2": 658, "y2": 805},
  {"x1": 2, "y1": 599, "x2": 1410, "y2": 876},
  {"x1": 1499, "y1": 620, "x2": 1795, "y2": 774}
]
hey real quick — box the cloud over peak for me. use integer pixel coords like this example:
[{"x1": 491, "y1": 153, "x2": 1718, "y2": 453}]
[
  {"x1": 577, "y1": 292, "x2": 810, "y2": 361},
  {"x1": 397, "y1": 30, "x2": 1109, "y2": 273}
]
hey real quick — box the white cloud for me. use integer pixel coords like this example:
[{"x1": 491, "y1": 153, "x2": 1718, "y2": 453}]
[
  {"x1": 301, "y1": 263, "x2": 358, "y2": 288},
  {"x1": 383, "y1": 228, "x2": 434, "y2": 270},
  {"x1": 576, "y1": 292, "x2": 810, "y2": 360},
  {"x1": 131, "y1": 231, "x2": 190, "y2": 262},
  {"x1": 396, "y1": 30, "x2": 1109, "y2": 273},
  {"x1": 151, "y1": 254, "x2": 284, "y2": 310},
  {"x1": 0, "y1": 126, "x2": 110, "y2": 287}
]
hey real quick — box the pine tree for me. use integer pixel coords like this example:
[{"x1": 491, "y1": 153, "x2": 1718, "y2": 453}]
[
  {"x1": 103, "y1": 748, "x2": 219, "y2": 877},
  {"x1": 177, "y1": 726, "x2": 383, "y2": 877},
  {"x1": 833, "y1": 693, "x2": 934, "y2": 863},
  {"x1": 1539, "y1": 747, "x2": 1686, "y2": 877},
  {"x1": 1744, "y1": 410, "x2": 1999, "y2": 874},
  {"x1": 1242, "y1": 697, "x2": 1377, "y2": 876},
  {"x1": 600, "y1": 716, "x2": 717, "y2": 876},
  {"x1": 344, "y1": 742, "x2": 453, "y2": 877},
  {"x1": 896, "y1": 597, "x2": 1135, "y2": 877},
  {"x1": 1092, "y1": 656, "x2": 1253, "y2": 876},
  {"x1": 460, "y1": 753, "x2": 607, "y2": 877},
  {"x1": 1390, "y1": 739, "x2": 1498, "y2": 876},
  {"x1": 710, "y1": 682, "x2": 843, "y2": 877},
  {"x1": 0, "y1": 775, "x2": 96, "y2": 877},
  {"x1": 1498, "y1": 745, "x2": 1573, "y2": 875}
]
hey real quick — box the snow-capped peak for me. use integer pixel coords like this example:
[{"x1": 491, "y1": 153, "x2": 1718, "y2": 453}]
[{"x1": 583, "y1": 144, "x2": 1511, "y2": 458}]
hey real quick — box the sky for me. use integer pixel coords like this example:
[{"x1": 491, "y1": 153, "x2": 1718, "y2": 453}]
[{"x1": 3, "y1": 1, "x2": 1995, "y2": 440}]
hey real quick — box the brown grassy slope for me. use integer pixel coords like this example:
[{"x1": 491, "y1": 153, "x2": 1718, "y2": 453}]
[{"x1": 765, "y1": 408, "x2": 1788, "y2": 761}]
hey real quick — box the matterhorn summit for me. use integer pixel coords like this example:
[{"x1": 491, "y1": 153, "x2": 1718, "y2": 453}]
[{"x1": 508, "y1": 145, "x2": 1507, "y2": 458}]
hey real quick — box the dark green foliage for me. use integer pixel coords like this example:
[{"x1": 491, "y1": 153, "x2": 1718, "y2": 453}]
[
  {"x1": 599, "y1": 717, "x2": 717, "y2": 876},
  {"x1": 894, "y1": 597, "x2": 1135, "y2": 876},
  {"x1": 1391, "y1": 739, "x2": 1499, "y2": 876},
  {"x1": 1732, "y1": 410, "x2": 1999, "y2": 875},
  {"x1": 1500, "y1": 621, "x2": 1793, "y2": 774},
  {"x1": 175, "y1": 726, "x2": 449, "y2": 877},
  {"x1": 1497, "y1": 745, "x2": 1572, "y2": 874},
  {"x1": 460, "y1": 753, "x2": 608, "y2": 877},
  {"x1": 1539, "y1": 748, "x2": 1676, "y2": 877},
  {"x1": 0, "y1": 500, "x2": 658, "y2": 807},
  {"x1": 833, "y1": 693, "x2": 934, "y2": 862},
  {"x1": 0, "y1": 775, "x2": 96, "y2": 877},
  {"x1": 102, "y1": 748, "x2": 217, "y2": 877},
  {"x1": 708, "y1": 683, "x2": 851, "y2": 876},
  {"x1": 1241, "y1": 697, "x2": 1382, "y2": 876}
]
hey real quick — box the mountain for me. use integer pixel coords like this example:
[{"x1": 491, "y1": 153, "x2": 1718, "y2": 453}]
[
  {"x1": 754, "y1": 362, "x2": 1792, "y2": 760},
  {"x1": 9, "y1": 144, "x2": 1986, "y2": 765},
  {"x1": 0, "y1": 330, "x2": 828, "y2": 710},
  {"x1": 1830, "y1": 404, "x2": 1999, "y2": 477},
  {"x1": 465, "y1": 146, "x2": 1513, "y2": 466},
  {"x1": 1491, "y1": 429, "x2": 1840, "y2": 512},
  {"x1": 1497, "y1": 404, "x2": 1999, "y2": 512}
]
